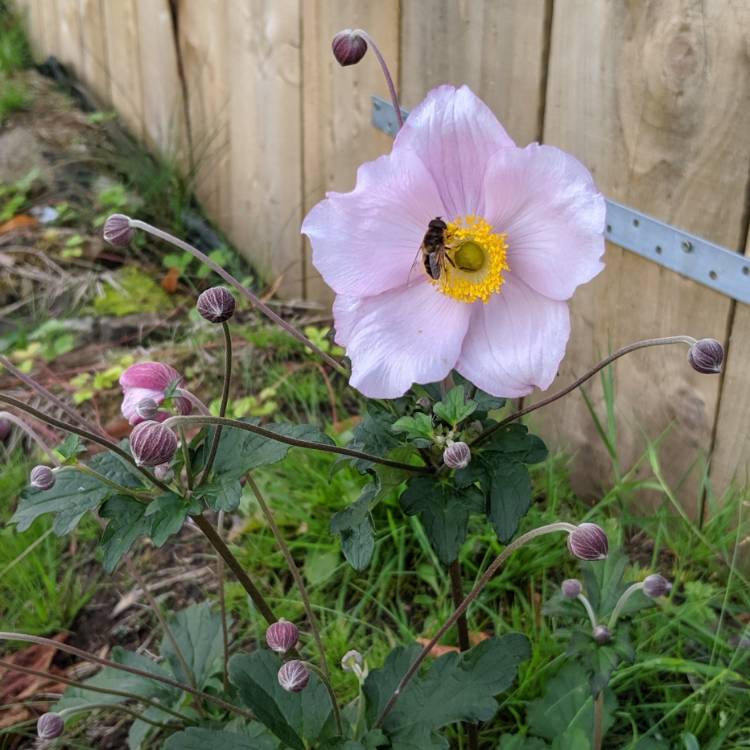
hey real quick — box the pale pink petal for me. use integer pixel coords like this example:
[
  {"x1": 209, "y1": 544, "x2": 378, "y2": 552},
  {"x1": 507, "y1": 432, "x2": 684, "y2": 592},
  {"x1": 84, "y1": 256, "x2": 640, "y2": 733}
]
[
  {"x1": 120, "y1": 362, "x2": 182, "y2": 391},
  {"x1": 302, "y1": 149, "x2": 444, "y2": 297},
  {"x1": 456, "y1": 276, "x2": 570, "y2": 397},
  {"x1": 121, "y1": 387, "x2": 167, "y2": 425},
  {"x1": 394, "y1": 85, "x2": 515, "y2": 218},
  {"x1": 483, "y1": 144, "x2": 605, "y2": 301},
  {"x1": 331, "y1": 295, "x2": 362, "y2": 347},
  {"x1": 343, "y1": 282, "x2": 471, "y2": 398}
]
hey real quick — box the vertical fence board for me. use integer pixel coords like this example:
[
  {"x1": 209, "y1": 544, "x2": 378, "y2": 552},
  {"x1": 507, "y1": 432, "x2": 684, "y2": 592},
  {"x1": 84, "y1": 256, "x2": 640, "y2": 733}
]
[
  {"x1": 13, "y1": 0, "x2": 45, "y2": 61},
  {"x1": 301, "y1": 0, "x2": 399, "y2": 302},
  {"x1": 78, "y1": 0, "x2": 109, "y2": 104},
  {"x1": 400, "y1": 0, "x2": 549, "y2": 145},
  {"x1": 40, "y1": 0, "x2": 60, "y2": 59},
  {"x1": 56, "y1": 0, "x2": 82, "y2": 72},
  {"x1": 539, "y1": 0, "x2": 750, "y2": 508},
  {"x1": 226, "y1": 0, "x2": 303, "y2": 298}
]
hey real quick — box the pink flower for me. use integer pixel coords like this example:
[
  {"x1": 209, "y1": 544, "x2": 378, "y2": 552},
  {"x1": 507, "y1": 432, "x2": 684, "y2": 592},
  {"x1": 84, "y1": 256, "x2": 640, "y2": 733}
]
[
  {"x1": 119, "y1": 362, "x2": 191, "y2": 425},
  {"x1": 302, "y1": 85, "x2": 605, "y2": 398}
]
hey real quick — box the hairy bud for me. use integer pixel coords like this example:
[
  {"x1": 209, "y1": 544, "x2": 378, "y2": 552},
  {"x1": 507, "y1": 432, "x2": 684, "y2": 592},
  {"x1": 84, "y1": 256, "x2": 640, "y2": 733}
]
[
  {"x1": 341, "y1": 649, "x2": 364, "y2": 673},
  {"x1": 643, "y1": 573, "x2": 672, "y2": 598},
  {"x1": 130, "y1": 421, "x2": 178, "y2": 467},
  {"x1": 278, "y1": 659, "x2": 310, "y2": 692},
  {"x1": 37, "y1": 712, "x2": 64, "y2": 740},
  {"x1": 154, "y1": 463, "x2": 175, "y2": 482},
  {"x1": 197, "y1": 286, "x2": 236, "y2": 324},
  {"x1": 592, "y1": 625, "x2": 611, "y2": 645},
  {"x1": 443, "y1": 441, "x2": 471, "y2": 469},
  {"x1": 103, "y1": 213, "x2": 134, "y2": 246},
  {"x1": 567, "y1": 523, "x2": 608, "y2": 561},
  {"x1": 136, "y1": 398, "x2": 160, "y2": 421},
  {"x1": 561, "y1": 578, "x2": 582, "y2": 599},
  {"x1": 688, "y1": 338, "x2": 724, "y2": 374},
  {"x1": 30, "y1": 465, "x2": 55, "y2": 491},
  {"x1": 332, "y1": 29, "x2": 368, "y2": 66},
  {"x1": 266, "y1": 619, "x2": 299, "y2": 654}
]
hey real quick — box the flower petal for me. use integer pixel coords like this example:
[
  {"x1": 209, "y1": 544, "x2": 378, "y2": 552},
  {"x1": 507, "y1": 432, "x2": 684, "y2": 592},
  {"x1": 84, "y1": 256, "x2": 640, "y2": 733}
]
[
  {"x1": 302, "y1": 148, "x2": 445, "y2": 297},
  {"x1": 394, "y1": 85, "x2": 515, "y2": 218},
  {"x1": 120, "y1": 362, "x2": 183, "y2": 391},
  {"x1": 341, "y1": 281, "x2": 472, "y2": 398},
  {"x1": 456, "y1": 276, "x2": 570, "y2": 397},
  {"x1": 121, "y1": 387, "x2": 167, "y2": 425},
  {"x1": 483, "y1": 144, "x2": 606, "y2": 301}
]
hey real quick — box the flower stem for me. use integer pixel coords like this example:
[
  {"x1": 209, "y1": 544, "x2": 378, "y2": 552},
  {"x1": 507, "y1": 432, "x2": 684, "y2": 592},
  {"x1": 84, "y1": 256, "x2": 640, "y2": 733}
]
[
  {"x1": 355, "y1": 29, "x2": 403, "y2": 129},
  {"x1": 128, "y1": 219, "x2": 347, "y2": 377},
  {"x1": 246, "y1": 475, "x2": 330, "y2": 680},
  {"x1": 0, "y1": 410, "x2": 58, "y2": 465},
  {"x1": 608, "y1": 582, "x2": 644, "y2": 630},
  {"x1": 190, "y1": 513, "x2": 277, "y2": 625},
  {"x1": 73, "y1": 464, "x2": 154, "y2": 501},
  {"x1": 59, "y1": 702, "x2": 177, "y2": 729},
  {"x1": 163, "y1": 415, "x2": 429, "y2": 474},
  {"x1": 374, "y1": 522, "x2": 576, "y2": 728},
  {"x1": 180, "y1": 427, "x2": 194, "y2": 491},
  {"x1": 306, "y1": 662, "x2": 343, "y2": 736},
  {"x1": 216, "y1": 510, "x2": 230, "y2": 692},
  {"x1": 175, "y1": 388, "x2": 212, "y2": 416},
  {"x1": 593, "y1": 690, "x2": 604, "y2": 750},
  {"x1": 577, "y1": 593, "x2": 599, "y2": 630},
  {"x1": 201, "y1": 322, "x2": 232, "y2": 485},
  {"x1": 472, "y1": 336, "x2": 697, "y2": 449}
]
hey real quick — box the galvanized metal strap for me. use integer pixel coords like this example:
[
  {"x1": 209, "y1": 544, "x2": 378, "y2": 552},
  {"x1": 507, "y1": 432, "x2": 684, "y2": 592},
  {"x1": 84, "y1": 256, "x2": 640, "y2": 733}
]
[{"x1": 371, "y1": 96, "x2": 750, "y2": 305}]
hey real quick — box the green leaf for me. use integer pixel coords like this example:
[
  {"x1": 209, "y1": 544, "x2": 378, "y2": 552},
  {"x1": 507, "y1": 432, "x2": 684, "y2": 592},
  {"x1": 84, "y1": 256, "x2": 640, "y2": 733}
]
[
  {"x1": 229, "y1": 651, "x2": 332, "y2": 750},
  {"x1": 450, "y1": 372, "x2": 506, "y2": 414},
  {"x1": 305, "y1": 549, "x2": 340, "y2": 585},
  {"x1": 433, "y1": 386, "x2": 477, "y2": 426},
  {"x1": 55, "y1": 434, "x2": 86, "y2": 462},
  {"x1": 498, "y1": 736, "x2": 549, "y2": 750},
  {"x1": 347, "y1": 402, "x2": 404, "y2": 472},
  {"x1": 581, "y1": 548, "x2": 629, "y2": 616},
  {"x1": 128, "y1": 705, "x2": 176, "y2": 750},
  {"x1": 163, "y1": 602, "x2": 224, "y2": 689},
  {"x1": 400, "y1": 476, "x2": 483, "y2": 564},
  {"x1": 145, "y1": 493, "x2": 190, "y2": 546},
  {"x1": 163, "y1": 727, "x2": 275, "y2": 750},
  {"x1": 99, "y1": 497, "x2": 151, "y2": 572},
  {"x1": 487, "y1": 459, "x2": 532, "y2": 543},
  {"x1": 330, "y1": 477, "x2": 379, "y2": 570},
  {"x1": 194, "y1": 475, "x2": 243, "y2": 511},
  {"x1": 364, "y1": 635, "x2": 530, "y2": 750},
  {"x1": 481, "y1": 424, "x2": 547, "y2": 465},
  {"x1": 391, "y1": 412, "x2": 434, "y2": 444}
]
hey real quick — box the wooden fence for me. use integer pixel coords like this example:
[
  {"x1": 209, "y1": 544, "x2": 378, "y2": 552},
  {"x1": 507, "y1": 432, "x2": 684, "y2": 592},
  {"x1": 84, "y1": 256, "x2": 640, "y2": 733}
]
[{"x1": 13, "y1": 0, "x2": 750, "y2": 507}]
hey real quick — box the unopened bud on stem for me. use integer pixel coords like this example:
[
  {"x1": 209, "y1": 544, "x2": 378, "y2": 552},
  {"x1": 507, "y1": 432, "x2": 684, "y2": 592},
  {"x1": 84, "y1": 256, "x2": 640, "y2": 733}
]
[
  {"x1": 103, "y1": 213, "x2": 134, "y2": 246},
  {"x1": 37, "y1": 712, "x2": 64, "y2": 740},
  {"x1": 278, "y1": 659, "x2": 310, "y2": 692},
  {"x1": 266, "y1": 619, "x2": 299, "y2": 653},
  {"x1": 567, "y1": 523, "x2": 608, "y2": 561},
  {"x1": 443, "y1": 441, "x2": 471, "y2": 469},
  {"x1": 688, "y1": 338, "x2": 724, "y2": 374},
  {"x1": 136, "y1": 398, "x2": 160, "y2": 421},
  {"x1": 197, "y1": 286, "x2": 236, "y2": 323},
  {"x1": 332, "y1": 29, "x2": 368, "y2": 66},
  {"x1": 30, "y1": 465, "x2": 55, "y2": 490},
  {"x1": 130, "y1": 420, "x2": 178, "y2": 467},
  {"x1": 643, "y1": 573, "x2": 672, "y2": 598},
  {"x1": 561, "y1": 578, "x2": 582, "y2": 599},
  {"x1": 592, "y1": 624, "x2": 611, "y2": 645}
]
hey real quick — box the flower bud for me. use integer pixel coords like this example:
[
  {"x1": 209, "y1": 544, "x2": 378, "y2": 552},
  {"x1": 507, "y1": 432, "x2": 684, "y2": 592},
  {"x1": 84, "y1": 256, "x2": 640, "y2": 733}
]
[
  {"x1": 332, "y1": 29, "x2": 368, "y2": 66},
  {"x1": 154, "y1": 463, "x2": 175, "y2": 482},
  {"x1": 0, "y1": 417, "x2": 10, "y2": 442},
  {"x1": 103, "y1": 213, "x2": 134, "y2": 246},
  {"x1": 592, "y1": 625, "x2": 611, "y2": 645},
  {"x1": 443, "y1": 441, "x2": 471, "y2": 469},
  {"x1": 130, "y1": 420, "x2": 178, "y2": 467},
  {"x1": 197, "y1": 286, "x2": 236, "y2": 324},
  {"x1": 136, "y1": 398, "x2": 160, "y2": 421},
  {"x1": 688, "y1": 338, "x2": 724, "y2": 374},
  {"x1": 30, "y1": 465, "x2": 55, "y2": 491},
  {"x1": 643, "y1": 573, "x2": 672, "y2": 598},
  {"x1": 341, "y1": 649, "x2": 363, "y2": 673},
  {"x1": 567, "y1": 523, "x2": 608, "y2": 561},
  {"x1": 561, "y1": 578, "x2": 582, "y2": 599},
  {"x1": 266, "y1": 619, "x2": 299, "y2": 654},
  {"x1": 278, "y1": 659, "x2": 310, "y2": 692},
  {"x1": 37, "y1": 712, "x2": 64, "y2": 740},
  {"x1": 416, "y1": 396, "x2": 432, "y2": 412}
]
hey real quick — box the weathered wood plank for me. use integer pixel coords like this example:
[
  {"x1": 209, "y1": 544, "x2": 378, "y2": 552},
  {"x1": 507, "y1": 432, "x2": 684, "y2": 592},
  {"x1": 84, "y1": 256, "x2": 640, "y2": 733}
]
[
  {"x1": 55, "y1": 0, "x2": 82, "y2": 72},
  {"x1": 78, "y1": 0, "x2": 109, "y2": 104},
  {"x1": 302, "y1": 0, "x2": 400, "y2": 302},
  {"x1": 13, "y1": 0, "x2": 46, "y2": 62},
  {"x1": 400, "y1": 0, "x2": 549, "y2": 145},
  {"x1": 539, "y1": 0, "x2": 750, "y2": 510}
]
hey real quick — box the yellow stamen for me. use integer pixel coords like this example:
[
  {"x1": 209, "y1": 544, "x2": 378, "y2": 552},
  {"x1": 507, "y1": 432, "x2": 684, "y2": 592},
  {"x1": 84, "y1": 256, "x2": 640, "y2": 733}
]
[{"x1": 433, "y1": 216, "x2": 509, "y2": 303}]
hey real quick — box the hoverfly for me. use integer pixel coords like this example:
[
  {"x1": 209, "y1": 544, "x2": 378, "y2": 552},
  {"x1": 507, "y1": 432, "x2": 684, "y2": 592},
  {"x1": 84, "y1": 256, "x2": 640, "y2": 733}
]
[{"x1": 419, "y1": 217, "x2": 455, "y2": 280}]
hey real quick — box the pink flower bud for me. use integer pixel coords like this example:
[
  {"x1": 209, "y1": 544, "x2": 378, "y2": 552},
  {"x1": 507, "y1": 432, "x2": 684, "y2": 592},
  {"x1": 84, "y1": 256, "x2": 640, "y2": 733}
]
[
  {"x1": 136, "y1": 398, "x2": 160, "y2": 421},
  {"x1": 561, "y1": 578, "x2": 582, "y2": 599},
  {"x1": 567, "y1": 523, "x2": 608, "y2": 561},
  {"x1": 103, "y1": 213, "x2": 134, "y2": 246},
  {"x1": 197, "y1": 286, "x2": 236, "y2": 323},
  {"x1": 30, "y1": 465, "x2": 55, "y2": 491},
  {"x1": 0, "y1": 417, "x2": 10, "y2": 441},
  {"x1": 278, "y1": 659, "x2": 310, "y2": 692},
  {"x1": 443, "y1": 441, "x2": 471, "y2": 469},
  {"x1": 688, "y1": 338, "x2": 724, "y2": 374},
  {"x1": 592, "y1": 625, "x2": 611, "y2": 645},
  {"x1": 643, "y1": 573, "x2": 672, "y2": 598},
  {"x1": 332, "y1": 29, "x2": 368, "y2": 66},
  {"x1": 130, "y1": 421, "x2": 178, "y2": 467},
  {"x1": 154, "y1": 463, "x2": 175, "y2": 482},
  {"x1": 119, "y1": 362, "x2": 191, "y2": 426},
  {"x1": 37, "y1": 712, "x2": 64, "y2": 740},
  {"x1": 266, "y1": 619, "x2": 299, "y2": 653}
]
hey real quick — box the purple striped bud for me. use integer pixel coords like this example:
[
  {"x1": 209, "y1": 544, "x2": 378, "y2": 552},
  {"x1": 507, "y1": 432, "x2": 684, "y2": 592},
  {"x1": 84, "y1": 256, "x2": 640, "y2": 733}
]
[
  {"x1": 197, "y1": 286, "x2": 236, "y2": 324},
  {"x1": 266, "y1": 619, "x2": 299, "y2": 654},
  {"x1": 592, "y1": 625, "x2": 611, "y2": 645},
  {"x1": 443, "y1": 441, "x2": 471, "y2": 469},
  {"x1": 130, "y1": 421, "x2": 178, "y2": 467},
  {"x1": 37, "y1": 712, "x2": 64, "y2": 740},
  {"x1": 332, "y1": 29, "x2": 368, "y2": 66},
  {"x1": 643, "y1": 574, "x2": 672, "y2": 598},
  {"x1": 136, "y1": 398, "x2": 160, "y2": 421},
  {"x1": 567, "y1": 523, "x2": 608, "y2": 561},
  {"x1": 103, "y1": 213, "x2": 134, "y2": 246},
  {"x1": 561, "y1": 579, "x2": 582, "y2": 599},
  {"x1": 30, "y1": 465, "x2": 55, "y2": 491},
  {"x1": 278, "y1": 659, "x2": 310, "y2": 692},
  {"x1": 688, "y1": 338, "x2": 724, "y2": 374}
]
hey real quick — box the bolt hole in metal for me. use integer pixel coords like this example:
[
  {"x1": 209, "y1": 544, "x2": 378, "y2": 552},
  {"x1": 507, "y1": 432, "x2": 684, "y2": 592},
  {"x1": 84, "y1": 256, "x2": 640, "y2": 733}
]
[
  {"x1": 743, "y1": 266, "x2": 749, "y2": 276},
  {"x1": 655, "y1": 245, "x2": 663, "y2": 255},
  {"x1": 681, "y1": 240, "x2": 693, "y2": 253},
  {"x1": 632, "y1": 218, "x2": 639, "y2": 227},
  {"x1": 606, "y1": 224, "x2": 612, "y2": 233},
  {"x1": 709, "y1": 270, "x2": 718, "y2": 280}
]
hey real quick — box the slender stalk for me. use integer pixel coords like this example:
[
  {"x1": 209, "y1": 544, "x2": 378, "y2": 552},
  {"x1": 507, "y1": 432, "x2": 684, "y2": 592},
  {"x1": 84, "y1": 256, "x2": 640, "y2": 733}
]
[
  {"x1": 0, "y1": 411, "x2": 58, "y2": 464},
  {"x1": 577, "y1": 593, "x2": 599, "y2": 630},
  {"x1": 60, "y1": 702, "x2": 177, "y2": 729},
  {"x1": 307, "y1": 663, "x2": 343, "y2": 736},
  {"x1": 179, "y1": 427, "x2": 194, "y2": 491},
  {"x1": 374, "y1": 522, "x2": 577, "y2": 728},
  {"x1": 73, "y1": 464, "x2": 154, "y2": 501},
  {"x1": 174, "y1": 388, "x2": 211, "y2": 415},
  {"x1": 201, "y1": 322, "x2": 232, "y2": 485},
  {"x1": 0, "y1": 632, "x2": 251, "y2": 719},
  {"x1": 190, "y1": 514, "x2": 277, "y2": 625},
  {"x1": 0, "y1": 658, "x2": 191, "y2": 723},
  {"x1": 246, "y1": 475, "x2": 329, "y2": 679},
  {"x1": 593, "y1": 690, "x2": 604, "y2": 750},
  {"x1": 472, "y1": 336, "x2": 697, "y2": 450},
  {"x1": 608, "y1": 582, "x2": 644, "y2": 630},
  {"x1": 216, "y1": 510, "x2": 230, "y2": 692},
  {"x1": 354, "y1": 29, "x2": 403, "y2": 128},
  {"x1": 164, "y1": 415, "x2": 430, "y2": 474},
  {"x1": 128, "y1": 219, "x2": 347, "y2": 376}
]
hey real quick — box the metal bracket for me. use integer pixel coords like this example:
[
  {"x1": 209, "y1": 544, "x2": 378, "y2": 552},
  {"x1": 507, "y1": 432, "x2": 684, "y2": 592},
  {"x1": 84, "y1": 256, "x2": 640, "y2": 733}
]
[{"x1": 372, "y1": 96, "x2": 750, "y2": 304}]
